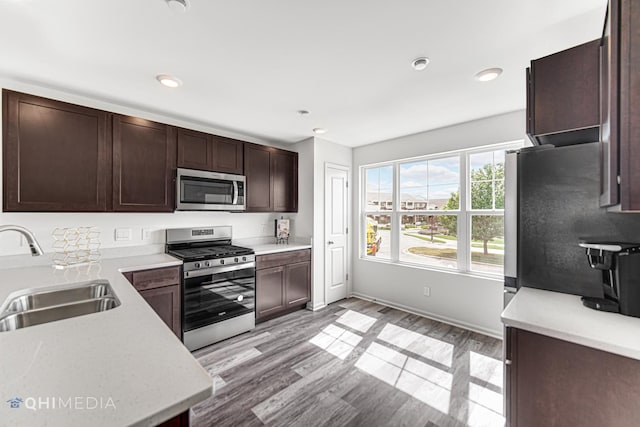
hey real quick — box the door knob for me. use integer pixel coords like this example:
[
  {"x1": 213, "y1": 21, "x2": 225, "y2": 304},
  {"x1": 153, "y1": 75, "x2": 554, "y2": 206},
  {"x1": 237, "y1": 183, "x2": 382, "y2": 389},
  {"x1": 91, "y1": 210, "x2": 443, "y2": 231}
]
[{"x1": 328, "y1": 241, "x2": 334, "y2": 245}]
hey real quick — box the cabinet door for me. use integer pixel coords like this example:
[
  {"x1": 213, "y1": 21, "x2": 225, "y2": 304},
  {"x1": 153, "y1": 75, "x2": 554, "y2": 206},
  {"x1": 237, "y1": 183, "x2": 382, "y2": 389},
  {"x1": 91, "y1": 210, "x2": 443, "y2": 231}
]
[
  {"x1": 112, "y1": 115, "x2": 176, "y2": 212},
  {"x1": 177, "y1": 128, "x2": 211, "y2": 171},
  {"x1": 211, "y1": 135, "x2": 243, "y2": 174},
  {"x1": 139, "y1": 285, "x2": 181, "y2": 338},
  {"x1": 2, "y1": 90, "x2": 110, "y2": 212},
  {"x1": 529, "y1": 39, "x2": 600, "y2": 145},
  {"x1": 618, "y1": 0, "x2": 640, "y2": 210},
  {"x1": 272, "y1": 149, "x2": 298, "y2": 212},
  {"x1": 244, "y1": 143, "x2": 272, "y2": 211},
  {"x1": 285, "y1": 261, "x2": 310, "y2": 306},
  {"x1": 256, "y1": 266, "x2": 285, "y2": 320},
  {"x1": 508, "y1": 328, "x2": 640, "y2": 427}
]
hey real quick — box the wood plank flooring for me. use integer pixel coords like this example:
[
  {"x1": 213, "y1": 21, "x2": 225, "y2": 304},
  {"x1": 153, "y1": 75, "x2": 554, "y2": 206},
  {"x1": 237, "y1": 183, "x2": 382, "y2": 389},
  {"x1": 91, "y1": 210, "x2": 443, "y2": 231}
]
[{"x1": 190, "y1": 298, "x2": 504, "y2": 427}]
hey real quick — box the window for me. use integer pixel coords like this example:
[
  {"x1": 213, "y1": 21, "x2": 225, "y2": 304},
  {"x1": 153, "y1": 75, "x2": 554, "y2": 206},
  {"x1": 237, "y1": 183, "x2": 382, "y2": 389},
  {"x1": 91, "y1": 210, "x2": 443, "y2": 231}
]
[
  {"x1": 361, "y1": 142, "x2": 521, "y2": 276},
  {"x1": 469, "y1": 150, "x2": 505, "y2": 274},
  {"x1": 364, "y1": 166, "x2": 392, "y2": 259}
]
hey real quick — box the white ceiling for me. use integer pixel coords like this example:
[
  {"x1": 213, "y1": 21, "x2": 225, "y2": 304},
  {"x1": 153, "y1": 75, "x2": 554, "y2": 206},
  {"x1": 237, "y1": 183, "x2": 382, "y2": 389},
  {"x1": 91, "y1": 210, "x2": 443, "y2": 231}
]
[{"x1": 0, "y1": 0, "x2": 607, "y2": 147}]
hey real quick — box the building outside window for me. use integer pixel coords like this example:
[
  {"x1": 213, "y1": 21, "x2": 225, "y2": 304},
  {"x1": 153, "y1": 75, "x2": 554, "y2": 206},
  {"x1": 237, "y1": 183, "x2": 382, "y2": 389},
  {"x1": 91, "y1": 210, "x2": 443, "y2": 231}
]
[{"x1": 361, "y1": 142, "x2": 522, "y2": 276}]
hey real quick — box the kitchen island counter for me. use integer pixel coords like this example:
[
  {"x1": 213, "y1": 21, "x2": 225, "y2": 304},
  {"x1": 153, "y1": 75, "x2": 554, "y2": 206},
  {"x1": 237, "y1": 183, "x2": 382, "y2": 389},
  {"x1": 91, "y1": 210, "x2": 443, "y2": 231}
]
[
  {"x1": 0, "y1": 254, "x2": 212, "y2": 426},
  {"x1": 501, "y1": 287, "x2": 640, "y2": 361}
]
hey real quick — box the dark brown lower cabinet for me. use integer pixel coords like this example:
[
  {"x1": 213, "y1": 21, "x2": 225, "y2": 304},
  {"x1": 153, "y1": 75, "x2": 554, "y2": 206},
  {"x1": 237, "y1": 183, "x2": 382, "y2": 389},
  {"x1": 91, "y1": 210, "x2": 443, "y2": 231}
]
[
  {"x1": 506, "y1": 327, "x2": 640, "y2": 427},
  {"x1": 157, "y1": 410, "x2": 189, "y2": 427},
  {"x1": 123, "y1": 266, "x2": 182, "y2": 337},
  {"x1": 256, "y1": 249, "x2": 311, "y2": 322},
  {"x1": 285, "y1": 261, "x2": 311, "y2": 306},
  {"x1": 256, "y1": 266, "x2": 286, "y2": 319}
]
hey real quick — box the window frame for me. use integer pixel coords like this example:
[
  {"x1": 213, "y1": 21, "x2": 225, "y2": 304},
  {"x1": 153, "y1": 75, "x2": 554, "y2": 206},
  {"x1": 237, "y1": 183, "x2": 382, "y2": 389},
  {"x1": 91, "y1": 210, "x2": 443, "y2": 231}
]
[{"x1": 360, "y1": 141, "x2": 523, "y2": 277}]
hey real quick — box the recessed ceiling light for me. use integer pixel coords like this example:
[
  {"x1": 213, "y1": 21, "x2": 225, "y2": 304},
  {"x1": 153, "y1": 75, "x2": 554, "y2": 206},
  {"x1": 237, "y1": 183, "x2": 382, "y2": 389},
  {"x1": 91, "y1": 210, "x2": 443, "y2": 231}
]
[
  {"x1": 313, "y1": 128, "x2": 327, "y2": 135},
  {"x1": 475, "y1": 67, "x2": 503, "y2": 82},
  {"x1": 156, "y1": 74, "x2": 182, "y2": 88},
  {"x1": 166, "y1": 0, "x2": 189, "y2": 12},
  {"x1": 298, "y1": 110, "x2": 310, "y2": 116},
  {"x1": 411, "y1": 57, "x2": 430, "y2": 71}
]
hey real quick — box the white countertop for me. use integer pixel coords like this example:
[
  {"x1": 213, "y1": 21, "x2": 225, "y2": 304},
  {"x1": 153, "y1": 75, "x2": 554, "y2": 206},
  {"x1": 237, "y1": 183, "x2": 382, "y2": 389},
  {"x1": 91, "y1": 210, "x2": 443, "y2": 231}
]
[
  {"x1": 501, "y1": 287, "x2": 640, "y2": 361},
  {"x1": 248, "y1": 242, "x2": 312, "y2": 256},
  {"x1": 0, "y1": 254, "x2": 213, "y2": 426}
]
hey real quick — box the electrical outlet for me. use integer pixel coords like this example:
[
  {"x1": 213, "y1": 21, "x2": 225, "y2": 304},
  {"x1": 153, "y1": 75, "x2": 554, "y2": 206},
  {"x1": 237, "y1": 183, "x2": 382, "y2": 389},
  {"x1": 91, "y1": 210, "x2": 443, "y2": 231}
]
[
  {"x1": 423, "y1": 286, "x2": 431, "y2": 297},
  {"x1": 141, "y1": 228, "x2": 152, "y2": 241},
  {"x1": 115, "y1": 228, "x2": 132, "y2": 241}
]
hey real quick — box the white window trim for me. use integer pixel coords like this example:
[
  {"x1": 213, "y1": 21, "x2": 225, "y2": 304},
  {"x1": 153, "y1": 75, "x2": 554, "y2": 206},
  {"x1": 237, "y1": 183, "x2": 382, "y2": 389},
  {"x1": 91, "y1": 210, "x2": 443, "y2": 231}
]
[{"x1": 360, "y1": 140, "x2": 523, "y2": 278}]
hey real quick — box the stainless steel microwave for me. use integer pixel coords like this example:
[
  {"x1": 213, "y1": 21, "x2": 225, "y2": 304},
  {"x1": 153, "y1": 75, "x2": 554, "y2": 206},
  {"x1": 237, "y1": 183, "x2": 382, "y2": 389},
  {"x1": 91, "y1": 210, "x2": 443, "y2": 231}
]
[{"x1": 176, "y1": 168, "x2": 246, "y2": 211}]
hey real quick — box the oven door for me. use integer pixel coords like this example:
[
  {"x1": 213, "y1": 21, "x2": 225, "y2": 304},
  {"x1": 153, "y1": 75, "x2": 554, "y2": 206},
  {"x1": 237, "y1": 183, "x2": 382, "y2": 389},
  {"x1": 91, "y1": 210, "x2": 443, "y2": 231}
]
[
  {"x1": 176, "y1": 168, "x2": 245, "y2": 211},
  {"x1": 183, "y1": 263, "x2": 255, "y2": 332}
]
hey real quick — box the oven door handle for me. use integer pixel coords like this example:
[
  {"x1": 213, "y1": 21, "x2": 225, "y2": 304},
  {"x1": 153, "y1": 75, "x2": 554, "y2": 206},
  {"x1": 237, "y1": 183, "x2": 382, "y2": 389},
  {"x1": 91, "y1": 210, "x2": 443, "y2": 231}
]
[
  {"x1": 185, "y1": 262, "x2": 255, "y2": 278},
  {"x1": 232, "y1": 181, "x2": 239, "y2": 205}
]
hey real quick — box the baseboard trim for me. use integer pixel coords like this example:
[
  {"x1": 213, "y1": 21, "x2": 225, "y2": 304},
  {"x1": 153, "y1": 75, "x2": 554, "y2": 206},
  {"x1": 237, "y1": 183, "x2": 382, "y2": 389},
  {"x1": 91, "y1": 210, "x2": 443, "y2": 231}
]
[
  {"x1": 350, "y1": 292, "x2": 502, "y2": 339},
  {"x1": 307, "y1": 301, "x2": 327, "y2": 312}
]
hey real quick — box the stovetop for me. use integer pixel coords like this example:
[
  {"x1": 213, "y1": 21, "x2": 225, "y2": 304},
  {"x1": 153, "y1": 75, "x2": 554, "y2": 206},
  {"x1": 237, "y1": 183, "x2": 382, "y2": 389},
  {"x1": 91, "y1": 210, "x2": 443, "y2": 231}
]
[{"x1": 167, "y1": 244, "x2": 254, "y2": 261}]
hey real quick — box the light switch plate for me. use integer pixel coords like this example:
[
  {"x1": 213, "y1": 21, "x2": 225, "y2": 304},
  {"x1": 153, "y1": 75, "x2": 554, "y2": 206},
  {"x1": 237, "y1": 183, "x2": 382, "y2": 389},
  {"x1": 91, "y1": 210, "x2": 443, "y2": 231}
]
[{"x1": 115, "y1": 228, "x2": 132, "y2": 241}]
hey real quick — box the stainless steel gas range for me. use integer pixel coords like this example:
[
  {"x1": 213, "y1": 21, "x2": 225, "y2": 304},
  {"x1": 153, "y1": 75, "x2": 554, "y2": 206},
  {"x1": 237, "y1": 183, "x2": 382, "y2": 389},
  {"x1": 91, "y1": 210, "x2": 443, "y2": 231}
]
[{"x1": 166, "y1": 226, "x2": 255, "y2": 351}]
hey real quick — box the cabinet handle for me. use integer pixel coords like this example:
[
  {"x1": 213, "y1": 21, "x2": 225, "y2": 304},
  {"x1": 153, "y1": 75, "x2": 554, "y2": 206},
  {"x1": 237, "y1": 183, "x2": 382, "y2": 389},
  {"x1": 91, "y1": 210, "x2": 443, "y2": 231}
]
[
  {"x1": 328, "y1": 241, "x2": 334, "y2": 245},
  {"x1": 505, "y1": 359, "x2": 512, "y2": 365}
]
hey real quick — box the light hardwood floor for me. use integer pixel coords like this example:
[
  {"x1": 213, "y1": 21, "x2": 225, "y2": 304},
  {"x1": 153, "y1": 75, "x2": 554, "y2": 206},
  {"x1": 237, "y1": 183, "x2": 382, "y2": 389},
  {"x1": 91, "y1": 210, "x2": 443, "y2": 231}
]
[{"x1": 190, "y1": 298, "x2": 504, "y2": 427}]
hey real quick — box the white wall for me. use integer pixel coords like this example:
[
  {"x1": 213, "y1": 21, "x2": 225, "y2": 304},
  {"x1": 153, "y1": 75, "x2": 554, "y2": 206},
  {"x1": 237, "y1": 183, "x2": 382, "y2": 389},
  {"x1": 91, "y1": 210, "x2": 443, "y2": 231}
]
[
  {"x1": 310, "y1": 137, "x2": 353, "y2": 310},
  {"x1": 352, "y1": 110, "x2": 527, "y2": 337},
  {"x1": 0, "y1": 78, "x2": 304, "y2": 256}
]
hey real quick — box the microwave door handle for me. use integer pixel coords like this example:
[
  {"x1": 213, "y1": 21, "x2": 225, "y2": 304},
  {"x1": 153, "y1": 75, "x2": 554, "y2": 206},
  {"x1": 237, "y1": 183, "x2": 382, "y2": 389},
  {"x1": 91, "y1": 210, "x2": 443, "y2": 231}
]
[{"x1": 233, "y1": 181, "x2": 239, "y2": 205}]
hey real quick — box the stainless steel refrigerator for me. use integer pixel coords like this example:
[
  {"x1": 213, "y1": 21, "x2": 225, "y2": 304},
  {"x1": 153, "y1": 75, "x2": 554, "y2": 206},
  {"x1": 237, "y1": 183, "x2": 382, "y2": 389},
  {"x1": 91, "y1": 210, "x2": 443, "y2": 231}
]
[{"x1": 504, "y1": 142, "x2": 640, "y2": 302}]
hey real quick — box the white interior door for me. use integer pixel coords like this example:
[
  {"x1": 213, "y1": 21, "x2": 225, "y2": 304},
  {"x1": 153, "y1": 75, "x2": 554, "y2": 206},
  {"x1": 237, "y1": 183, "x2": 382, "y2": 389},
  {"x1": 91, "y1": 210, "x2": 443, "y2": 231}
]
[{"x1": 325, "y1": 164, "x2": 349, "y2": 304}]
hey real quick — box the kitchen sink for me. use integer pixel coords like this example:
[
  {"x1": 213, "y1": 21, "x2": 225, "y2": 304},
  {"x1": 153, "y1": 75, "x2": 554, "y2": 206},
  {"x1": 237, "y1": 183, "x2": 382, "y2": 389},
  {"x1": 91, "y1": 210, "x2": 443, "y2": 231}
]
[
  {"x1": 0, "y1": 280, "x2": 120, "y2": 332},
  {"x1": 4, "y1": 280, "x2": 114, "y2": 313}
]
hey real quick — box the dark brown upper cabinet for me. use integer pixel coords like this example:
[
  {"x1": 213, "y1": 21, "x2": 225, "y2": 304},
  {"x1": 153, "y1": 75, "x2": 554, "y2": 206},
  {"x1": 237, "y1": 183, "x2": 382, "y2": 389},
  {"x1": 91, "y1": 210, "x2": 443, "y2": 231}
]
[
  {"x1": 112, "y1": 115, "x2": 176, "y2": 212},
  {"x1": 211, "y1": 135, "x2": 243, "y2": 175},
  {"x1": 177, "y1": 128, "x2": 243, "y2": 175},
  {"x1": 2, "y1": 89, "x2": 111, "y2": 212},
  {"x1": 244, "y1": 143, "x2": 298, "y2": 212},
  {"x1": 244, "y1": 143, "x2": 272, "y2": 211},
  {"x1": 600, "y1": 0, "x2": 640, "y2": 211},
  {"x1": 177, "y1": 127, "x2": 210, "y2": 171},
  {"x1": 526, "y1": 39, "x2": 600, "y2": 146},
  {"x1": 272, "y1": 149, "x2": 298, "y2": 212}
]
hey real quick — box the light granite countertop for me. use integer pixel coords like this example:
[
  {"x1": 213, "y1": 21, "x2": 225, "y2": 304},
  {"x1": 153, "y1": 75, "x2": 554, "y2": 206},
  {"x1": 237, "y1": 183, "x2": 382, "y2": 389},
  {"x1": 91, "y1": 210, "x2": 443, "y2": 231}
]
[
  {"x1": 501, "y1": 287, "x2": 640, "y2": 361},
  {"x1": 0, "y1": 254, "x2": 212, "y2": 426},
  {"x1": 248, "y1": 242, "x2": 312, "y2": 256}
]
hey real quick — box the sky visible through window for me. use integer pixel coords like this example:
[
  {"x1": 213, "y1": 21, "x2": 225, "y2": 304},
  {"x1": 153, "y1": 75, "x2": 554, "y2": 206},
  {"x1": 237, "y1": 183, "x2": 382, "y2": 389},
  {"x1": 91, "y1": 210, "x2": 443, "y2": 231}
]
[{"x1": 367, "y1": 157, "x2": 460, "y2": 210}]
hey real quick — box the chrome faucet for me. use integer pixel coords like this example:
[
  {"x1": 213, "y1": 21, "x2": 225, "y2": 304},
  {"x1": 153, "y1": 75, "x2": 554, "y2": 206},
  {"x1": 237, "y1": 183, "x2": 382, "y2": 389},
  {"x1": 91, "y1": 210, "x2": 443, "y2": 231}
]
[{"x1": 0, "y1": 225, "x2": 44, "y2": 256}]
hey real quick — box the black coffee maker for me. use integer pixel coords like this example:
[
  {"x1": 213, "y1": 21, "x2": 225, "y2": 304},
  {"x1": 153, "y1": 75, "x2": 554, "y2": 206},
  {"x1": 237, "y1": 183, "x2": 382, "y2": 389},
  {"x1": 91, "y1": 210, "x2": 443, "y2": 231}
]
[{"x1": 579, "y1": 242, "x2": 640, "y2": 318}]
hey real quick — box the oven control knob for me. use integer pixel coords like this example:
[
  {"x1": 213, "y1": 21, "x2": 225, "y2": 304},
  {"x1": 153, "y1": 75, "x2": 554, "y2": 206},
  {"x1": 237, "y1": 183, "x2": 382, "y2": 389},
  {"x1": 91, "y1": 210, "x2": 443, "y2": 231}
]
[
  {"x1": 234, "y1": 257, "x2": 239, "y2": 263},
  {"x1": 194, "y1": 262, "x2": 201, "y2": 269},
  {"x1": 220, "y1": 259, "x2": 225, "y2": 265},
  {"x1": 204, "y1": 261, "x2": 210, "y2": 267},
  {"x1": 242, "y1": 256, "x2": 247, "y2": 261}
]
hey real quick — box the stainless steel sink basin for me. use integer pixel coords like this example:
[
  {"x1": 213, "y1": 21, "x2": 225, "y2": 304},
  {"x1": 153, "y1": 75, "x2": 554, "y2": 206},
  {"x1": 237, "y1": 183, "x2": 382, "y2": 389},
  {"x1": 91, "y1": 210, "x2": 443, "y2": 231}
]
[
  {"x1": 0, "y1": 280, "x2": 120, "y2": 332},
  {"x1": 0, "y1": 297, "x2": 119, "y2": 332},
  {"x1": 4, "y1": 280, "x2": 113, "y2": 313}
]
